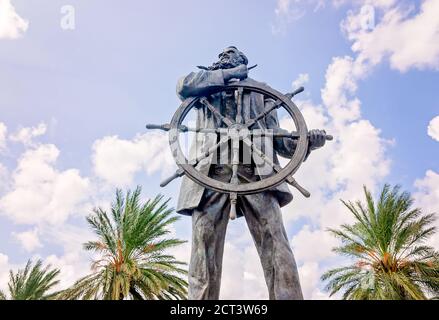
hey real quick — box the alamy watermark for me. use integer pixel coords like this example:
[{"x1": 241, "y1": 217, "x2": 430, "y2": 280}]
[
  {"x1": 359, "y1": 4, "x2": 375, "y2": 31},
  {"x1": 60, "y1": 5, "x2": 75, "y2": 30}
]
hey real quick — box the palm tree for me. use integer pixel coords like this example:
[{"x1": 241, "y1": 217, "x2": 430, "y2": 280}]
[
  {"x1": 0, "y1": 259, "x2": 60, "y2": 300},
  {"x1": 59, "y1": 187, "x2": 188, "y2": 300},
  {"x1": 321, "y1": 184, "x2": 439, "y2": 300}
]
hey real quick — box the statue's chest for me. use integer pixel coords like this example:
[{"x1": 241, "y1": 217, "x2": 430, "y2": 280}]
[{"x1": 220, "y1": 90, "x2": 238, "y2": 122}]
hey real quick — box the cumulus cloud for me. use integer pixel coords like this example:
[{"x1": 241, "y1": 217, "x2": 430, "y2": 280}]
[
  {"x1": 413, "y1": 170, "x2": 439, "y2": 248},
  {"x1": 0, "y1": 0, "x2": 29, "y2": 39},
  {"x1": 0, "y1": 144, "x2": 90, "y2": 225},
  {"x1": 0, "y1": 253, "x2": 11, "y2": 292},
  {"x1": 92, "y1": 132, "x2": 175, "y2": 186},
  {"x1": 0, "y1": 123, "x2": 7, "y2": 190},
  {"x1": 428, "y1": 116, "x2": 439, "y2": 142},
  {"x1": 291, "y1": 225, "x2": 338, "y2": 263},
  {"x1": 292, "y1": 73, "x2": 310, "y2": 89},
  {"x1": 0, "y1": 126, "x2": 181, "y2": 293},
  {"x1": 282, "y1": 57, "x2": 392, "y2": 229},
  {"x1": 298, "y1": 262, "x2": 330, "y2": 299},
  {"x1": 272, "y1": 0, "x2": 326, "y2": 34},
  {"x1": 279, "y1": 1, "x2": 439, "y2": 299},
  {"x1": 0, "y1": 122, "x2": 7, "y2": 151},
  {"x1": 9, "y1": 123, "x2": 47, "y2": 146},
  {"x1": 334, "y1": 0, "x2": 396, "y2": 9},
  {"x1": 41, "y1": 223, "x2": 95, "y2": 289},
  {"x1": 275, "y1": 0, "x2": 425, "y2": 299},
  {"x1": 12, "y1": 228, "x2": 42, "y2": 252},
  {"x1": 342, "y1": 0, "x2": 439, "y2": 72},
  {"x1": 220, "y1": 241, "x2": 268, "y2": 299}
]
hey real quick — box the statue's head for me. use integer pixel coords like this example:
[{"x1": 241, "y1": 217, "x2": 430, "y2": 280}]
[{"x1": 209, "y1": 46, "x2": 248, "y2": 70}]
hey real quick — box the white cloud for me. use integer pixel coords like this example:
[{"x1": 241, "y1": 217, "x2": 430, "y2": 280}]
[
  {"x1": 42, "y1": 224, "x2": 95, "y2": 290},
  {"x1": 428, "y1": 116, "x2": 439, "y2": 142},
  {"x1": 298, "y1": 262, "x2": 330, "y2": 299},
  {"x1": 0, "y1": 122, "x2": 7, "y2": 151},
  {"x1": 92, "y1": 132, "x2": 175, "y2": 187},
  {"x1": 272, "y1": 0, "x2": 396, "y2": 34},
  {"x1": 277, "y1": 47, "x2": 392, "y2": 301},
  {"x1": 9, "y1": 123, "x2": 47, "y2": 146},
  {"x1": 414, "y1": 170, "x2": 439, "y2": 215},
  {"x1": 0, "y1": 163, "x2": 7, "y2": 190},
  {"x1": 0, "y1": 123, "x2": 8, "y2": 191},
  {"x1": 12, "y1": 228, "x2": 42, "y2": 252},
  {"x1": 0, "y1": 144, "x2": 90, "y2": 225},
  {"x1": 342, "y1": 0, "x2": 439, "y2": 72},
  {"x1": 272, "y1": 0, "x2": 325, "y2": 34},
  {"x1": 0, "y1": 253, "x2": 11, "y2": 292},
  {"x1": 292, "y1": 73, "x2": 310, "y2": 89},
  {"x1": 291, "y1": 225, "x2": 338, "y2": 263},
  {"x1": 0, "y1": 0, "x2": 29, "y2": 39},
  {"x1": 334, "y1": 0, "x2": 396, "y2": 9},
  {"x1": 283, "y1": 97, "x2": 391, "y2": 229},
  {"x1": 274, "y1": 0, "x2": 306, "y2": 22},
  {"x1": 283, "y1": 2, "x2": 439, "y2": 288},
  {"x1": 44, "y1": 252, "x2": 90, "y2": 290},
  {"x1": 275, "y1": 0, "x2": 411, "y2": 300},
  {"x1": 414, "y1": 170, "x2": 439, "y2": 248},
  {"x1": 220, "y1": 241, "x2": 267, "y2": 299},
  {"x1": 321, "y1": 56, "x2": 365, "y2": 127}
]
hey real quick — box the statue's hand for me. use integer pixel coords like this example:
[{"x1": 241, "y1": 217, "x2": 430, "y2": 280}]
[
  {"x1": 309, "y1": 129, "x2": 326, "y2": 150},
  {"x1": 222, "y1": 64, "x2": 248, "y2": 82}
]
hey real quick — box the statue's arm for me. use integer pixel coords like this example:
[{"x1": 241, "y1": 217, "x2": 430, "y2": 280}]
[
  {"x1": 176, "y1": 70, "x2": 225, "y2": 100},
  {"x1": 176, "y1": 65, "x2": 248, "y2": 100}
]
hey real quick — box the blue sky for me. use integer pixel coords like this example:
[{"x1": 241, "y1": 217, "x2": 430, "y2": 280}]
[{"x1": 0, "y1": 0, "x2": 438, "y2": 299}]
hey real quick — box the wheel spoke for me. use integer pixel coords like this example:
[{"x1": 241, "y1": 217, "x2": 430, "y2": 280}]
[
  {"x1": 178, "y1": 125, "x2": 222, "y2": 135},
  {"x1": 146, "y1": 123, "x2": 221, "y2": 135},
  {"x1": 249, "y1": 129, "x2": 300, "y2": 138},
  {"x1": 160, "y1": 136, "x2": 231, "y2": 186},
  {"x1": 199, "y1": 97, "x2": 235, "y2": 127},
  {"x1": 242, "y1": 137, "x2": 280, "y2": 172},
  {"x1": 160, "y1": 168, "x2": 185, "y2": 187},
  {"x1": 249, "y1": 129, "x2": 333, "y2": 141},
  {"x1": 242, "y1": 137, "x2": 310, "y2": 197},
  {"x1": 192, "y1": 135, "x2": 231, "y2": 166},
  {"x1": 230, "y1": 136, "x2": 240, "y2": 185},
  {"x1": 243, "y1": 87, "x2": 305, "y2": 130},
  {"x1": 244, "y1": 99, "x2": 283, "y2": 129}
]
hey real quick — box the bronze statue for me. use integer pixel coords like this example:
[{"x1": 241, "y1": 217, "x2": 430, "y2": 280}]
[{"x1": 146, "y1": 46, "x2": 332, "y2": 299}]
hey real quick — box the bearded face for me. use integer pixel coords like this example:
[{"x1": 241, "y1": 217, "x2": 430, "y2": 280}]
[{"x1": 209, "y1": 47, "x2": 246, "y2": 70}]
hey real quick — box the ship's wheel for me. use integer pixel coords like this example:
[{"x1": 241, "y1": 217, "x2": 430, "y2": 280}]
[{"x1": 146, "y1": 79, "x2": 332, "y2": 219}]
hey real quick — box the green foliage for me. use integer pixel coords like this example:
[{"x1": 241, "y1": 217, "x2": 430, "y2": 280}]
[
  {"x1": 1, "y1": 259, "x2": 60, "y2": 300},
  {"x1": 58, "y1": 186, "x2": 188, "y2": 300},
  {"x1": 322, "y1": 184, "x2": 439, "y2": 300}
]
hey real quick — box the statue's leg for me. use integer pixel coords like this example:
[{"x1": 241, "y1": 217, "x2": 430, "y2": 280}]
[
  {"x1": 188, "y1": 189, "x2": 230, "y2": 300},
  {"x1": 241, "y1": 192, "x2": 303, "y2": 300}
]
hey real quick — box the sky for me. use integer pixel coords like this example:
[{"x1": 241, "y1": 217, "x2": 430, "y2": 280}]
[{"x1": 0, "y1": 0, "x2": 438, "y2": 299}]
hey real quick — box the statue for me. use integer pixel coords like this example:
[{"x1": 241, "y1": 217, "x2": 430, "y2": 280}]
[{"x1": 146, "y1": 46, "x2": 332, "y2": 300}]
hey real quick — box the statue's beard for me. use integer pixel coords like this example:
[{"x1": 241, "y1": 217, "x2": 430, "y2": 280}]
[{"x1": 209, "y1": 55, "x2": 242, "y2": 70}]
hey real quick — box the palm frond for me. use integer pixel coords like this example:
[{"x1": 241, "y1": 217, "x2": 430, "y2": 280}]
[
  {"x1": 321, "y1": 184, "x2": 439, "y2": 300},
  {"x1": 62, "y1": 186, "x2": 188, "y2": 300}
]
